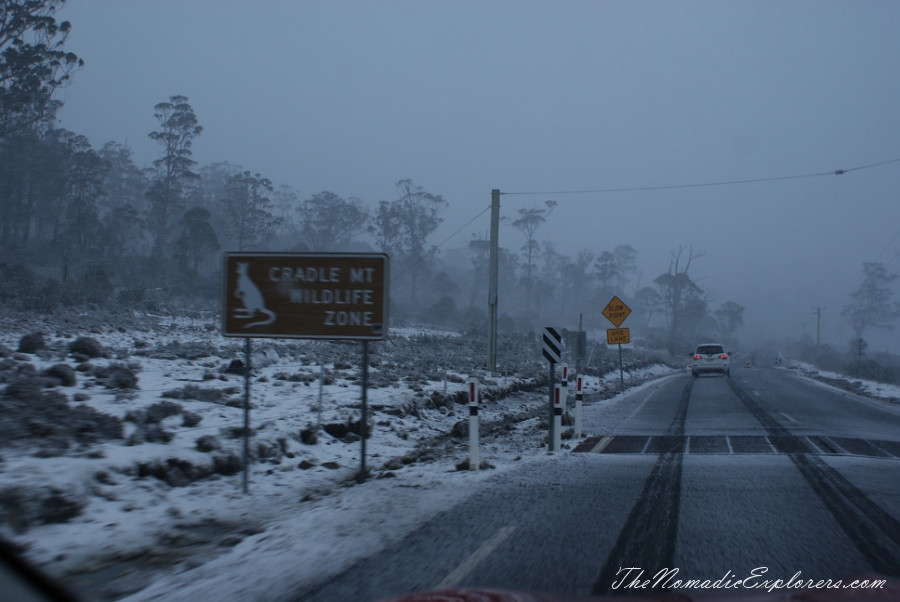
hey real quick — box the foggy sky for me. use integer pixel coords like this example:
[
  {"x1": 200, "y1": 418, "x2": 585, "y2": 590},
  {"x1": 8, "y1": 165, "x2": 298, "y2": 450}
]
[{"x1": 56, "y1": 1, "x2": 900, "y2": 352}]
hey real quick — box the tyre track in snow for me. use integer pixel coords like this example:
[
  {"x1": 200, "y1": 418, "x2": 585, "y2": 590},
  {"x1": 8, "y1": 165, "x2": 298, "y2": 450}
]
[
  {"x1": 726, "y1": 377, "x2": 900, "y2": 575},
  {"x1": 590, "y1": 379, "x2": 693, "y2": 595}
]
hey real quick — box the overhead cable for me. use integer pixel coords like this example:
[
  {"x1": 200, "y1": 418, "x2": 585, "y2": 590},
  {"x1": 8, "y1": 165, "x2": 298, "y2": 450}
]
[{"x1": 500, "y1": 157, "x2": 900, "y2": 197}]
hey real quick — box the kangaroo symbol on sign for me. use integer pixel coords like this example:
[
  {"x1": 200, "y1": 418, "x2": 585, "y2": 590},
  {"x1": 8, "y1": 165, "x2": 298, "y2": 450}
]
[{"x1": 233, "y1": 262, "x2": 276, "y2": 328}]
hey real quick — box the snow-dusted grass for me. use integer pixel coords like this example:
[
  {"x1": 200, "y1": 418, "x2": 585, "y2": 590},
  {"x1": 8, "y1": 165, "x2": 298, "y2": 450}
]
[
  {"x1": 0, "y1": 311, "x2": 680, "y2": 601},
  {"x1": 787, "y1": 361, "x2": 900, "y2": 405}
]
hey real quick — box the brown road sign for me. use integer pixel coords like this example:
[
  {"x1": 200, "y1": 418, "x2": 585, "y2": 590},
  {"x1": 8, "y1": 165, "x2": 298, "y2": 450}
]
[
  {"x1": 607, "y1": 328, "x2": 630, "y2": 345},
  {"x1": 602, "y1": 295, "x2": 631, "y2": 327},
  {"x1": 223, "y1": 253, "x2": 389, "y2": 340}
]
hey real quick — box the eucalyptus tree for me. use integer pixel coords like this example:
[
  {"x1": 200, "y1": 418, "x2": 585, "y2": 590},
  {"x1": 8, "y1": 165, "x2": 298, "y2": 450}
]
[
  {"x1": 511, "y1": 200, "x2": 556, "y2": 315},
  {"x1": 374, "y1": 179, "x2": 448, "y2": 305},
  {"x1": 634, "y1": 286, "x2": 664, "y2": 329},
  {"x1": 272, "y1": 184, "x2": 300, "y2": 237},
  {"x1": 556, "y1": 249, "x2": 595, "y2": 319},
  {"x1": 370, "y1": 200, "x2": 401, "y2": 255},
  {"x1": 103, "y1": 203, "x2": 143, "y2": 258},
  {"x1": 0, "y1": 127, "x2": 65, "y2": 246},
  {"x1": 147, "y1": 95, "x2": 202, "y2": 258},
  {"x1": 58, "y1": 130, "x2": 107, "y2": 253},
  {"x1": 175, "y1": 206, "x2": 220, "y2": 272},
  {"x1": 223, "y1": 170, "x2": 279, "y2": 251},
  {"x1": 613, "y1": 244, "x2": 638, "y2": 293},
  {"x1": 296, "y1": 190, "x2": 368, "y2": 251},
  {"x1": 0, "y1": 0, "x2": 83, "y2": 139},
  {"x1": 714, "y1": 301, "x2": 745, "y2": 346},
  {"x1": 594, "y1": 251, "x2": 620, "y2": 294},
  {"x1": 97, "y1": 142, "x2": 147, "y2": 214},
  {"x1": 468, "y1": 234, "x2": 490, "y2": 309},
  {"x1": 841, "y1": 262, "x2": 900, "y2": 339}
]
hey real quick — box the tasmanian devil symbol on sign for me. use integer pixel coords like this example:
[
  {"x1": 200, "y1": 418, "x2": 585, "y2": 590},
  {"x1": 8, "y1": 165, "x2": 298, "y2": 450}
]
[{"x1": 233, "y1": 262, "x2": 276, "y2": 328}]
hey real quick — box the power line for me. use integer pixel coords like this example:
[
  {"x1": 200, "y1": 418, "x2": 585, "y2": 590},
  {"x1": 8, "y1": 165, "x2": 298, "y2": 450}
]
[
  {"x1": 875, "y1": 225, "x2": 900, "y2": 263},
  {"x1": 391, "y1": 204, "x2": 492, "y2": 283},
  {"x1": 500, "y1": 157, "x2": 900, "y2": 197}
]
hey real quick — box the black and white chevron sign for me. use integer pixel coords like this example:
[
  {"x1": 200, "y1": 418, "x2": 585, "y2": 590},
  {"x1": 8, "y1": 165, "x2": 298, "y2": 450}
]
[{"x1": 542, "y1": 327, "x2": 561, "y2": 364}]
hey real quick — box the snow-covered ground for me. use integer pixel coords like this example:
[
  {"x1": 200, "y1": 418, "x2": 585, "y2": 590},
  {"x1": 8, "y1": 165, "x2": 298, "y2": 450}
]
[
  {"x1": 787, "y1": 361, "x2": 900, "y2": 404},
  {"x1": 0, "y1": 311, "x2": 674, "y2": 601}
]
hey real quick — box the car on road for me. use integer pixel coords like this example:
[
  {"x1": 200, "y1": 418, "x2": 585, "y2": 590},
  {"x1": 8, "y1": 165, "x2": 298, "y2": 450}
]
[{"x1": 691, "y1": 343, "x2": 730, "y2": 377}]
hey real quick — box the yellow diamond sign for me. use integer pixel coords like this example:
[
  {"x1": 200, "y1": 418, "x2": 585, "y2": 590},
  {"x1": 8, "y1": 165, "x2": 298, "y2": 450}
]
[{"x1": 602, "y1": 295, "x2": 631, "y2": 328}]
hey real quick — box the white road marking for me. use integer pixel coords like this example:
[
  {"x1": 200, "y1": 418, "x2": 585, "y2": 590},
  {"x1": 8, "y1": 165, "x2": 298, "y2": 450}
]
[
  {"x1": 435, "y1": 526, "x2": 516, "y2": 589},
  {"x1": 780, "y1": 412, "x2": 797, "y2": 423},
  {"x1": 626, "y1": 389, "x2": 657, "y2": 423},
  {"x1": 592, "y1": 435, "x2": 615, "y2": 453}
]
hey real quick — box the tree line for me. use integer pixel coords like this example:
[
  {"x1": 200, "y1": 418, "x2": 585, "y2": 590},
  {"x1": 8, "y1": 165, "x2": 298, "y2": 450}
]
[
  {"x1": 8, "y1": 0, "x2": 897, "y2": 363},
  {"x1": 0, "y1": 0, "x2": 748, "y2": 354}
]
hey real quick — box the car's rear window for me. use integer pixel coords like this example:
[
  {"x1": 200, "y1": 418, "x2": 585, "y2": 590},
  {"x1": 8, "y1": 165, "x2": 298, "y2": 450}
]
[{"x1": 696, "y1": 345, "x2": 725, "y2": 355}]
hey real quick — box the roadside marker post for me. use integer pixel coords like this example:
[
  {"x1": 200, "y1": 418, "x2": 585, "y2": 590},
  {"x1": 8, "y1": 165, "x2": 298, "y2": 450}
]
[
  {"x1": 542, "y1": 327, "x2": 562, "y2": 446},
  {"x1": 575, "y1": 375, "x2": 584, "y2": 438},
  {"x1": 560, "y1": 363, "x2": 569, "y2": 415},
  {"x1": 468, "y1": 378, "x2": 479, "y2": 471},
  {"x1": 552, "y1": 384, "x2": 563, "y2": 452}
]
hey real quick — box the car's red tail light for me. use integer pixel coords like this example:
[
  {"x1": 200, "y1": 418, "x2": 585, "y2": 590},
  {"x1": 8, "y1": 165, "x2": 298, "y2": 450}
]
[
  {"x1": 693, "y1": 354, "x2": 701, "y2": 360},
  {"x1": 719, "y1": 354, "x2": 728, "y2": 359}
]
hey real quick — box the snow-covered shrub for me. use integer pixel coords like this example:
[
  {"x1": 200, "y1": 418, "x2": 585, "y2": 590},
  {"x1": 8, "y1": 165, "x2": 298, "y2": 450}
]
[
  {"x1": 195, "y1": 435, "x2": 221, "y2": 452},
  {"x1": 0, "y1": 386, "x2": 122, "y2": 450},
  {"x1": 17, "y1": 332, "x2": 46, "y2": 354},
  {"x1": 68, "y1": 336, "x2": 105, "y2": 359},
  {"x1": 182, "y1": 410, "x2": 202, "y2": 427},
  {"x1": 43, "y1": 363, "x2": 77, "y2": 387},
  {"x1": 0, "y1": 485, "x2": 85, "y2": 532}
]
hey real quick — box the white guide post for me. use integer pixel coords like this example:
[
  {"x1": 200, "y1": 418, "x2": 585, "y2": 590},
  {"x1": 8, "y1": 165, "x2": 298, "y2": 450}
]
[{"x1": 468, "y1": 377, "x2": 479, "y2": 470}]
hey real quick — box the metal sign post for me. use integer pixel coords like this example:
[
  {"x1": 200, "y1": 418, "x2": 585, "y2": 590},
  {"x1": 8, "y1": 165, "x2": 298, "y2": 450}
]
[
  {"x1": 602, "y1": 297, "x2": 632, "y2": 397},
  {"x1": 606, "y1": 328, "x2": 631, "y2": 394},
  {"x1": 243, "y1": 338, "x2": 251, "y2": 494},
  {"x1": 222, "y1": 252, "x2": 389, "y2": 492},
  {"x1": 359, "y1": 340, "x2": 369, "y2": 483}
]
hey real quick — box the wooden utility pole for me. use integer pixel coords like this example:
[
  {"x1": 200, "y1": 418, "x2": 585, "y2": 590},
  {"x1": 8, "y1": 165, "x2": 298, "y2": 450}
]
[
  {"x1": 488, "y1": 189, "x2": 500, "y2": 372},
  {"x1": 815, "y1": 306, "x2": 824, "y2": 350}
]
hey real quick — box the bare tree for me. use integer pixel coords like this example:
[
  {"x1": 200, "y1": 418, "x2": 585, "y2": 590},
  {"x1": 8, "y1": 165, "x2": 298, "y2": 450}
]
[{"x1": 654, "y1": 245, "x2": 704, "y2": 348}]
